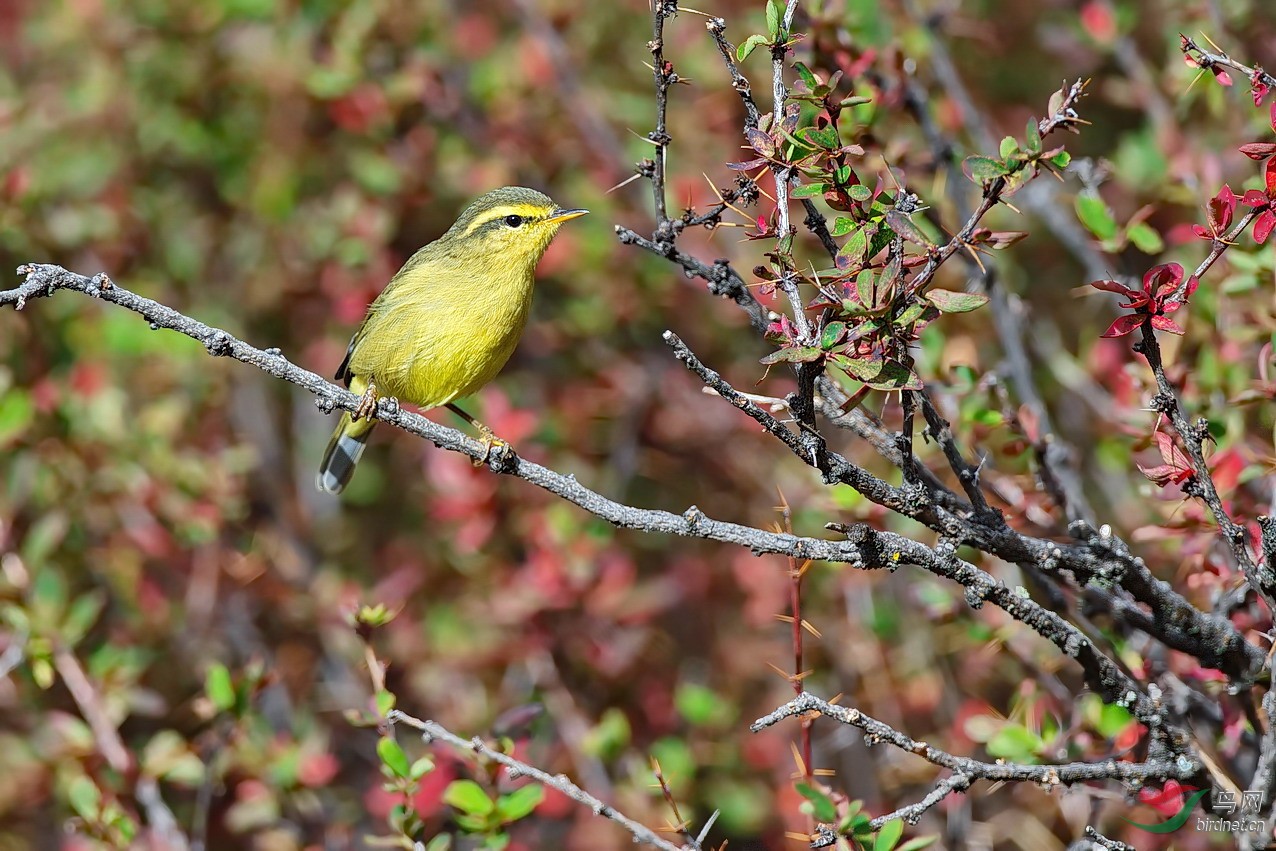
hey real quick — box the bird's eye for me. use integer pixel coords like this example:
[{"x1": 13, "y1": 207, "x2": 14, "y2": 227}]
[{"x1": 503, "y1": 215, "x2": 524, "y2": 228}]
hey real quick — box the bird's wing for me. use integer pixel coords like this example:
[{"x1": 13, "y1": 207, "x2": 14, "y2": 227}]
[
  {"x1": 334, "y1": 326, "x2": 362, "y2": 385},
  {"x1": 334, "y1": 242, "x2": 445, "y2": 386}
]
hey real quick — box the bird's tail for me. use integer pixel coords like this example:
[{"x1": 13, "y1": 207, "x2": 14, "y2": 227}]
[{"x1": 317, "y1": 411, "x2": 374, "y2": 494}]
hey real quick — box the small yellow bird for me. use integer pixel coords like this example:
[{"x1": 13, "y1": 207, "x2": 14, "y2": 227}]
[{"x1": 317, "y1": 186, "x2": 587, "y2": 494}]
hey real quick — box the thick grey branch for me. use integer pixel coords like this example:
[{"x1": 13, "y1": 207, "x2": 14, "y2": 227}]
[{"x1": 2, "y1": 264, "x2": 879, "y2": 567}]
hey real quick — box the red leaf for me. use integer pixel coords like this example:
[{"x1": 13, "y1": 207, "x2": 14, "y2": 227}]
[
  {"x1": 1265, "y1": 158, "x2": 1276, "y2": 194},
  {"x1": 1239, "y1": 143, "x2": 1276, "y2": 160},
  {"x1": 1143, "y1": 262, "x2": 1183, "y2": 295},
  {"x1": 1078, "y1": 1, "x2": 1115, "y2": 42},
  {"x1": 1090, "y1": 279, "x2": 1138, "y2": 296},
  {"x1": 1206, "y1": 183, "x2": 1236, "y2": 231},
  {"x1": 1152, "y1": 431, "x2": 1181, "y2": 464},
  {"x1": 1254, "y1": 80, "x2": 1272, "y2": 107},
  {"x1": 1257, "y1": 210, "x2": 1276, "y2": 244},
  {"x1": 1243, "y1": 189, "x2": 1270, "y2": 207},
  {"x1": 745, "y1": 128, "x2": 776, "y2": 158},
  {"x1": 1100, "y1": 314, "x2": 1144, "y2": 338},
  {"x1": 1150, "y1": 315, "x2": 1185, "y2": 335}
]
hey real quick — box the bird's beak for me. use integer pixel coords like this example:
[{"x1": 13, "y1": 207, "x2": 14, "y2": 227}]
[{"x1": 546, "y1": 208, "x2": 589, "y2": 224}]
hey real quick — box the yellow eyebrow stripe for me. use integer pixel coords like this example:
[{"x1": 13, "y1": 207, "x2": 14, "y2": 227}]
[{"x1": 463, "y1": 203, "x2": 552, "y2": 236}]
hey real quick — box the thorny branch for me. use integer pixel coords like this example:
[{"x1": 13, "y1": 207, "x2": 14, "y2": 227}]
[
  {"x1": 1181, "y1": 35, "x2": 1276, "y2": 96},
  {"x1": 11, "y1": 1, "x2": 1276, "y2": 846},
  {"x1": 2, "y1": 261, "x2": 1216, "y2": 841},
  {"x1": 613, "y1": 0, "x2": 1271, "y2": 843}
]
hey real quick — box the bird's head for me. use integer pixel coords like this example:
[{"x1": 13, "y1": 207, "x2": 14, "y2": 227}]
[{"x1": 441, "y1": 186, "x2": 587, "y2": 268}]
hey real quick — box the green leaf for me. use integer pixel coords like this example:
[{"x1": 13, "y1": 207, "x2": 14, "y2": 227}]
[
  {"x1": 496, "y1": 785, "x2": 543, "y2": 823},
  {"x1": 795, "y1": 783, "x2": 837, "y2": 822},
  {"x1": 898, "y1": 837, "x2": 939, "y2": 851},
  {"x1": 830, "y1": 216, "x2": 855, "y2": 237},
  {"x1": 879, "y1": 254, "x2": 902, "y2": 293},
  {"x1": 893, "y1": 302, "x2": 927, "y2": 327},
  {"x1": 986, "y1": 724, "x2": 1043, "y2": 762},
  {"x1": 22, "y1": 513, "x2": 68, "y2": 570},
  {"x1": 1000, "y1": 166, "x2": 1032, "y2": 197},
  {"x1": 798, "y1": 125, "x2": 840, "y2": 150},
  {"x1": 848, "y1": 184, "x2": 872, "y2": 202},
  {"x1": 793, "y1": 61, "x2": 819, "y2": 88},
  {"x1": 375, "y1": 689, "x2": 396, "y2": 717},
  {"x1": 444, "y1": 779, "x2": 495, "y2": 817},
  {"x1": 963, "y1": 155, "x2": 1009, "y2": 184},
  {"x1": 924, "y1": 289, "x2": 989, "y2": 313},
  {"x1": 837, "y1": 226, "x2": 869, "y2": 268},
  {"x1": 737, "y1": 34, "x2": 769, "y2": 62},
  {"x1": 204, "y1": 664, "x2": 236, "y2": 713},
  {"x1": 0, "y1": 388, "x2": 34, "y2": 446},
  {"x1": 66, "y1": 775, "x2": 101, "y2": 820},
  {"x1": 582, "y1": 707, "x2": 631, "y2": 758},
  {"x1": 675, "y1": 682, "x2": 722, "y2": 724},
  {"x1": 790, "y1": 182, "x2": 826, "y2": 198},
  {"x1": 410, "y1": 756, "x2": 435, "y2": 781},
  {"x1": 377, "y1": 736, "x2": 411, "y2": 778},
  {"x1": 821, "y1": 321, "x2": 847, "y2": 349},
  {"x1": 868, "y1": 223, "x2": 895, "y2": 259},
  {"x1": 1049, "y1": 150, "x2": 1071, "y2": 169},
  {"x1": 842, "y1": 804, "x2": 871, "y2": 836},
  {"x1": 875, "y1": 818, "x2": 904, "y2": 851},
  {"x1": 856, "y1": 269, "x2": 879, "y2": 310},
  {"x1": 760, "y1": 346, "x2": 824, "y2": 365},
  {"x1": 1024, "y1": 117, "x2": 1042, "y2": 155},
  {"x1": 348, "y1": 149, "x2": 401, "y2": 196},
  {"x1": 32, "y1": 656, "x2": 54, "y2": 689},
  {"x1": 765, "y1": 0, "x2": 781, "y2": 37},
  {"x1": 61, "y1": 591, "x2": 105, "y2": 646},
  {"x1": 999, "y1": 136, "x2": 1019, "y2": 159},
  {"x1": 30, "y1": 566, "x2": 68, "y2": 625},
  {"x1": 1075, "y1": 194, "x2": 1118, "y2": 240},
  {"x1": 1127, "y1": 222, "x2": 1164, "y2": 254},
  {"x1": 834, "y1": 356, "x2": 922, "y2": 390}
]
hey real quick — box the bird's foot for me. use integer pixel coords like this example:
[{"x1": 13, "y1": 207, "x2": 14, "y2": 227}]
[
  {"x1": 475, "y1": 425, "x2": 509, "y2": 468},
  {"x1": 352, "y1": 379, "x2": 379, "y2": 422}
]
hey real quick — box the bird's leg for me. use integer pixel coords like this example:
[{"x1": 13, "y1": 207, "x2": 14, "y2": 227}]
[
  {"x1": 352, "y1": 377, "x2": 379, "y2": 422},
  {"x1": 446, "y1": 403, "x2": 508, "y2": 466}
]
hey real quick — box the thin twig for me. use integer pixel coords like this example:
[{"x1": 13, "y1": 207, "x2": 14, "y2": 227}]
[
  {"x1": 53, "y1": 646, "x2": 190, "y2": 849},
  {"x1": 390, "y1": 711, "x2": 692, "y2": 851}
]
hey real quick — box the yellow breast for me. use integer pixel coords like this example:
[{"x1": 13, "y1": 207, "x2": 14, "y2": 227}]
[{"x1": 347, "y1": 257, "x2": 536, "y2": 409}]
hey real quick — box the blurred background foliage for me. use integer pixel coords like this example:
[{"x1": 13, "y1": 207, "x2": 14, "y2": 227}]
[{"x1": 2, "y1": 0, "x2": 1276, "y2": 848}]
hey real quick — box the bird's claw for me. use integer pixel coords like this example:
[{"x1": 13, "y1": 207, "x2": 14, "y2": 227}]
[
  {"x1": 352, "y1": 379, "x2": 379, "y2": 422},
  {"x1": 475, "y1": 426, "x2": 509, "y2": 468}
]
